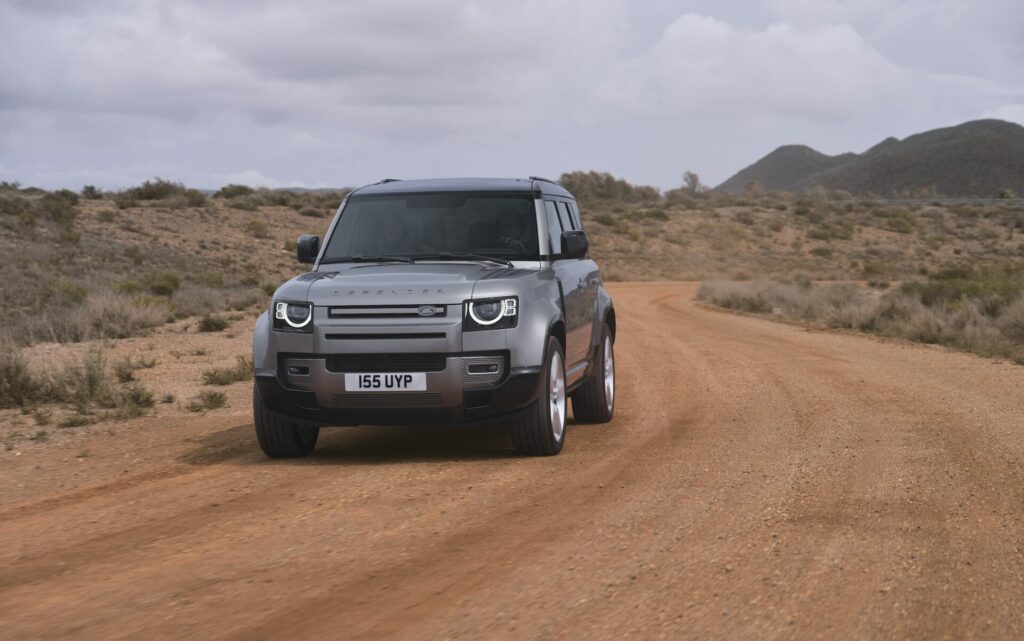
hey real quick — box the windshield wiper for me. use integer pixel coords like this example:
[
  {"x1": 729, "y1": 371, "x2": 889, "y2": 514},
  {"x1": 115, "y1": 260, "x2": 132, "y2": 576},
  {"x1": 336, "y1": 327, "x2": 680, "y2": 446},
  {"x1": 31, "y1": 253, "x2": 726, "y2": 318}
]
[
  {"x1": 412, "y1": 253, "x2": 513, "y2": 267},
  {"x1": 320, "y1": 255, "x2": 414, "y2": 264}
]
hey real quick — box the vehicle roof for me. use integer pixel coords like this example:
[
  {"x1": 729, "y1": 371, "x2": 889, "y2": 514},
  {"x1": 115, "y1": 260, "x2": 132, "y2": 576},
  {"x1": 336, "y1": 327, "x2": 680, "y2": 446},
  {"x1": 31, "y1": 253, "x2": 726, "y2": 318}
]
[{"x1": 350, "y1": 177, "x2": 574, "y2": 199}]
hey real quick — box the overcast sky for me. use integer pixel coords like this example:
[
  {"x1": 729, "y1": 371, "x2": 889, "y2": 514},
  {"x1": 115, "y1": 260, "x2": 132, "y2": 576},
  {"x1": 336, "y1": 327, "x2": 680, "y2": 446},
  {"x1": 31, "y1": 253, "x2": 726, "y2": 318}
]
[{"x1": 1, "y1": 0, "x2": 1022, "y2": 191}]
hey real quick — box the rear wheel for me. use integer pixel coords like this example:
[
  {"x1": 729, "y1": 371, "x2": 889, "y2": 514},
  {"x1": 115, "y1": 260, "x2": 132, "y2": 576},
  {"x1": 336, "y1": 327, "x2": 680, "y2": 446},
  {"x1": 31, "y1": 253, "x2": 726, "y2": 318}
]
[
  {"x1": 511, "y1": 337, "x2": 566, "y2": 456},
  {"x1": 253, "y1": 384, "x2": 319, "y2": 458},
  {"x1": 570, "y1": 323, "x2": 615, "y2": 423}
]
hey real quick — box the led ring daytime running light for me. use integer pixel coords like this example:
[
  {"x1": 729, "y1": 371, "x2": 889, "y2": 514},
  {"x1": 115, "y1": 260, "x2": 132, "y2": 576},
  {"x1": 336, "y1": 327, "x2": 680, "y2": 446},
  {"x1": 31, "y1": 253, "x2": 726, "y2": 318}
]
[
  {"x1": 468, "y1": 299, "x2": 508, "y2": 326},
  {"x1": 277, "y1": 302, "x2": 312, "y2": 329}
]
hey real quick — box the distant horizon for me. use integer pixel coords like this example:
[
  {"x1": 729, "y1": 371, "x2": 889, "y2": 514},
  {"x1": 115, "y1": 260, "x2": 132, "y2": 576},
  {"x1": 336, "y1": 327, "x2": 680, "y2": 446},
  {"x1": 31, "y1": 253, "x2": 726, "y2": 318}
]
[{"x1": 3, "y1": 116, "x2": 1021, "y2": 194}]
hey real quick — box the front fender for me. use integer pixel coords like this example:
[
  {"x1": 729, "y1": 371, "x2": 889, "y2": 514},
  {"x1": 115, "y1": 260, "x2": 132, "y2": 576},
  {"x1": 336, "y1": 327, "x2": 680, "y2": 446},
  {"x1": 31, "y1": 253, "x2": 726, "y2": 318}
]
[
  {"x1": 501, "y1": 276, "x2": 563, "y2": 370},
  {"x1": 253, "y1": 311, "x2": 274, "y2": 373},
  {"x1": 592, "y1": 284, "x2": 615, "y2": 346}
]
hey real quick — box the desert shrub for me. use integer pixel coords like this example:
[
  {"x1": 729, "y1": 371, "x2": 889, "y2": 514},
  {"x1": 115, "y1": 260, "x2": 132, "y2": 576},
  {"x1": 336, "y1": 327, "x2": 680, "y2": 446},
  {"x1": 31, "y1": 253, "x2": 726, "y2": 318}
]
[
  {"x1": 127, "y1": 178, "x2": 186, "y2": 201},
  {"x1": 50, "y1": 347, "x2": 115, "y2": 411},
  {"x1": 113, "y1": 192, "x2": 137, "y2": 209},
  {"x1": 37, "y1": 193, "x2": 77, "y2": 226},
  {"x1": 187, "y1": 390, "x2": 227, "y2": 412},
  {"x1": 229, "y1": 196, "x2": 261, "y2": 211},
  {"x1": 735, "y1": 211, "x2": 755, "y2": 226},
  {"x1": 901, "y1": 265, "x2": 1024, "y2": 308},
  {"x1": 641, "y1": 208, "x2": 669, "y2": 221},
  {"x1": 117, "y1": 384, "x2": 156, "y2": 417},
  {"x1": 194, "y1": 271, "x2": 225, "y2": 288},
  {"x1": 215, "y1": 184, "x2": 254, "y2": 198},
  {"x1": 58, "y1": 415, "x2": 95, "y2": 428},
  {"x1": 144, "y1": 272, "x2": 182, "y2": 296},
  {"x1": 699, "y1": 276, "x2": 1024, "y2": 363},
  {"x1": 558, "y1": 171, "x2": 660, "y2": 203},
  {"x1": 809, "y1": 247, "x2": 834, "y2": 258},
  {"x1": 0, "y1": 336, "x2": 43, "y2": 408},
  {"x1": 114, "y1": 353, "x2": 157, "y2": 383},
  {"x1": 184, "y1": 189, "x2": 207, "y2": 207},
  {"x1": 245, "y1": 219, "x2": 270, "y2": 238},
  {"x1": 201, "y1": 356, "x2": 253, "y2": 385},
  {"x1": 80, "y1": 291, "x2": 168, "y2": 340},
  {"x1": 81, "y1": 185, "x2": 102, "y2": 199},
  {"x1": 0, "y1": 193, "x2": 33, "y2": 221},
  {"x1": 299, "y1": 208, "x2": 325, "y2": 218},
  {"x1": 43, "y1": 348, "x2": 157, "y2": 417},
  {"x1": 198, "y1": 315, "x2": 229, "y2": 332}
]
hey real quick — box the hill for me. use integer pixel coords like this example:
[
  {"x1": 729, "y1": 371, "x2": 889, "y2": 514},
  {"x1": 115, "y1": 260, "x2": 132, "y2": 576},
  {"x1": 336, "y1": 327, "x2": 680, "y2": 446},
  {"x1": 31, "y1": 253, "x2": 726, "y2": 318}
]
[{"x1": 716, "y1": 119, "x2": 1024, "y2": 197}]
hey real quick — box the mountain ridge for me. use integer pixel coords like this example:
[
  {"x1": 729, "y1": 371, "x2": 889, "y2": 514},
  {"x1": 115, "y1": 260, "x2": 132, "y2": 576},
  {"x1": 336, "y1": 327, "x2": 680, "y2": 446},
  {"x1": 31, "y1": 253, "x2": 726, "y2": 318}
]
[{"x1": 716, "y1": 119, "x2": 1024, "y2": 197}]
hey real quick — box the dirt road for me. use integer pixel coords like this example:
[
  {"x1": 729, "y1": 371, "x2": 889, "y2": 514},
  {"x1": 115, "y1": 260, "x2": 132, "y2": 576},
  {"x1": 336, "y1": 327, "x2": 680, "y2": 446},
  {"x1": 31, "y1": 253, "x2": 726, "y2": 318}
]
[{"x1": 2, "y1": 282, "x2": 1023, "y2": 640}]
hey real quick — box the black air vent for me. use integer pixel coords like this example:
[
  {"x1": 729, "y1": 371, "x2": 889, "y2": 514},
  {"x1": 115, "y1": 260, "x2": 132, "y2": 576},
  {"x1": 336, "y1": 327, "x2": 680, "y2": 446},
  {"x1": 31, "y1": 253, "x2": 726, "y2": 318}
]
[{"x1": 325, "y1": 353, "x2": 449, "y2": 373}]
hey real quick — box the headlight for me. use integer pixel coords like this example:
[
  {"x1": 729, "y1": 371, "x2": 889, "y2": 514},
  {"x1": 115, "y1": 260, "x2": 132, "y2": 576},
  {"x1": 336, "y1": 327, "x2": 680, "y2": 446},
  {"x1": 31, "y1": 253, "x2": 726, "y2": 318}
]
[
  {"x1": 273, "y1": 301, "x2": 313, "y2": 331},
  {"x1": 464, "y1": 297, "x2": 517, "y2": 331}
]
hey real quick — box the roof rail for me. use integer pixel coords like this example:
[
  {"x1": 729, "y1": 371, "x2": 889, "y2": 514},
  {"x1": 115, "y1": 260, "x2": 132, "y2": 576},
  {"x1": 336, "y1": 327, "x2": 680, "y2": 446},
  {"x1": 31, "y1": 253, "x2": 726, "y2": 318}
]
[
  {"x1": 529, "y1": 176, "x2": 559, "y2": 185},
  {"x1": 376, "y1": 178, "x2": 401, "y2": 184}
]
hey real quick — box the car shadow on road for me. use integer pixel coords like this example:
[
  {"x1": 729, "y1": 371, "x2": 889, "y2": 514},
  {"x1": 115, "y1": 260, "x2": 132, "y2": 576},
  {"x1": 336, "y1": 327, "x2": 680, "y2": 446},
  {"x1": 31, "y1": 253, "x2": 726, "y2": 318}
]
[
  {"x1": 309, "y1": 423, "x2": 520, "y2": 464},
  {"x1": 179, "y1": 422, "x2": 522, "y2": 466}
]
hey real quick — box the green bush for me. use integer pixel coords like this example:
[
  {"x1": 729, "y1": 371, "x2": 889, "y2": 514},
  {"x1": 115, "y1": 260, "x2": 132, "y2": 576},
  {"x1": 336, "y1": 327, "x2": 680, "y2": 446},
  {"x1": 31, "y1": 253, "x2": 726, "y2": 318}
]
[
  {"x1": 81, "y1": 185, "x2": 102, "y2": 200},
  {"x1": 187, "y1": 390, "x2": 227, "y2": 412},
  {"x1": 558, "y1": 171, "x2": 660, "y2": 203},
  {"x1": 127, "y1": 178, "x2": 187, "y2": 201},
  {"x1": 215, "y1": 184, "x2": 255, "y2": 198},
  {"x1": 144, "y1": 272, "x2": 182, "y2": 296}
]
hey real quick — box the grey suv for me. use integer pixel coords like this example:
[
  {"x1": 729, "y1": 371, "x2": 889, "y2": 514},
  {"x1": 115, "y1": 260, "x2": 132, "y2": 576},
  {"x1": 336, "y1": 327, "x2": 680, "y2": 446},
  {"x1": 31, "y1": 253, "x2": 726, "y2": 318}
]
[{"x1": 253, "y1": 177, "x2": 616, "y2": 457}]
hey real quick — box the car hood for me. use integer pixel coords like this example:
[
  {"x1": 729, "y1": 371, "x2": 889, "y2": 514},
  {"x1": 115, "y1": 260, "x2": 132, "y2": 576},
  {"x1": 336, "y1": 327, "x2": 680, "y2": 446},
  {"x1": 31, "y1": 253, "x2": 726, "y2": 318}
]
[{"x1": 299, "y1": 263, "x2": 521, "y2": 306}]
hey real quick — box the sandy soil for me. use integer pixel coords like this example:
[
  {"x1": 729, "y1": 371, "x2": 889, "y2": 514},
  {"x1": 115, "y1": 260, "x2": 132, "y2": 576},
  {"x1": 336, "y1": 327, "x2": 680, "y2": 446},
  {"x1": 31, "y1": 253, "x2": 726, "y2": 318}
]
[{"x1": 2, "y1": 282, "x2": 1023, "y2": 640}]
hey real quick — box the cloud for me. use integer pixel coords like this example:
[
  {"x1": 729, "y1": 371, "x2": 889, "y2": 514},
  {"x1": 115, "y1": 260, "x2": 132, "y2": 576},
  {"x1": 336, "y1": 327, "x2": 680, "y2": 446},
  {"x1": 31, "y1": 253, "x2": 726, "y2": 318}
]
[
  {"x1": 0, "y1": 1, "x2": 1022, "y2": 190},
  {"x1": 648, "y1": 16, "x2": 897, "y2": 119}
]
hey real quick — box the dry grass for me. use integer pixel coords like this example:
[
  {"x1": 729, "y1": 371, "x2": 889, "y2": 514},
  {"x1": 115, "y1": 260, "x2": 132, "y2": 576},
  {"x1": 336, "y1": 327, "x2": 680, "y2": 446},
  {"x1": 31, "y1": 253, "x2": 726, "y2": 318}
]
[
  {"x1": 187, "y1": 390, "x2": 227, "y2": 412},
  {"x1": 201, "y1": 356, "x2": 253, "y2": 386},
  {"x1": 698, "y1": 275, "x2": 1024, "y2": 363}
]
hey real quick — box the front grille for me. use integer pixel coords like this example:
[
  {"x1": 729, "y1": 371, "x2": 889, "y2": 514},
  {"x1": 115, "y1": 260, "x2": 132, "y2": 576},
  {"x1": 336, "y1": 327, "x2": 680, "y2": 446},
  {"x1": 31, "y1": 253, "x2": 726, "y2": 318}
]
[
  {"x1": 325, "y1": 353, "x2": 449, "y2": 373},
  {"x1": 325, "y1": 333, "x2": 446, "y2": 341},
  {"x1": 334, "y1": 393, "x2": 443, "y2": 408},
  {"x1": 328, "y1": 304, "x2": 447, "y2": 319}
]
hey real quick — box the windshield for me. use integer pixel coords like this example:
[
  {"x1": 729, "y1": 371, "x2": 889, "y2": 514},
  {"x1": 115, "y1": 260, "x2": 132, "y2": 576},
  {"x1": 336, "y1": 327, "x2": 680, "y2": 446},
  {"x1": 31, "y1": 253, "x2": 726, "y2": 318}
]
[{"x1": 320, "y1": 192, "x2": 540, "y2": 263}]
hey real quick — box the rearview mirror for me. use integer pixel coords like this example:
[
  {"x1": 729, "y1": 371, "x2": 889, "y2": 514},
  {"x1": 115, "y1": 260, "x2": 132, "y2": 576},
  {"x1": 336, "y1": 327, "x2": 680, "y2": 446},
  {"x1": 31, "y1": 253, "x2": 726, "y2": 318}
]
[
  {"x1": 561, "y1": 230, "x2": 588, "y2": 259},
  {"x1": 297, "y1": 235, "x2": 320, "y2": 264}
]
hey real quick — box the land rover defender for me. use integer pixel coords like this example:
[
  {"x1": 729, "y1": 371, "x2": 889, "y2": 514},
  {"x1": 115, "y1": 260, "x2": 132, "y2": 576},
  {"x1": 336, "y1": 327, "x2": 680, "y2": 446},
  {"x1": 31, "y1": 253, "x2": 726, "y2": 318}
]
[{"x1": 253, "y1": 177, "x2": 616, "y2": 457}]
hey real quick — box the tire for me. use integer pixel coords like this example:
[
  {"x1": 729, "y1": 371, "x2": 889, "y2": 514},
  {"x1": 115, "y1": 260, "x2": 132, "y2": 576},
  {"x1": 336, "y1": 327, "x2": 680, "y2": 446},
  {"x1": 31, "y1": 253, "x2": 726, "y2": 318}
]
[
  {"x1": 511, "y1": 336, "x2": 566, "y2": 456},
  {"x1": 253, "y1": 384, "x2": 319, "y2": 458},
  {"x1": 570, "y1": 323, "x2": 615, "y2": 424}
]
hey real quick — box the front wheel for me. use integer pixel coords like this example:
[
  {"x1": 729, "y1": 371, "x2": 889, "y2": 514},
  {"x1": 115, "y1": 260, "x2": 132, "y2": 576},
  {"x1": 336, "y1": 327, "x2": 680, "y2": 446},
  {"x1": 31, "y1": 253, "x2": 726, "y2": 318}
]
[
  {"x1": 511, "y1": 336, "x2": 566, "y2": 456},
  {"x1": 253, "y1": 385, "x2": 319, "y2": 458},
  {"x1": 570, "y1": 323, "x2": 615, "y2": 423}
]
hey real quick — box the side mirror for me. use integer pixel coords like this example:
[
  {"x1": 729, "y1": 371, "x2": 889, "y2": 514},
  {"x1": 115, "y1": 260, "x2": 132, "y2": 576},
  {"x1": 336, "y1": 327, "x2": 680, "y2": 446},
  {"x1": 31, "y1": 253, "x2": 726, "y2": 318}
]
[
  {"x1": 561, "y1": 230, "x2": 588, "y2": 259},
  {"x1": 297, "y1": 235, "x2": 320, "y2": 264}
]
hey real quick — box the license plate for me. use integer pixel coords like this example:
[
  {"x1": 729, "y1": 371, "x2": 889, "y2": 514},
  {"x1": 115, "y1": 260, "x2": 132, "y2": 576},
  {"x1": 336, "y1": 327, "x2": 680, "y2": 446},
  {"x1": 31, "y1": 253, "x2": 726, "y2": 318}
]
[{"x1": 344, "y1": 373, "x2": 426, "y2": 391}]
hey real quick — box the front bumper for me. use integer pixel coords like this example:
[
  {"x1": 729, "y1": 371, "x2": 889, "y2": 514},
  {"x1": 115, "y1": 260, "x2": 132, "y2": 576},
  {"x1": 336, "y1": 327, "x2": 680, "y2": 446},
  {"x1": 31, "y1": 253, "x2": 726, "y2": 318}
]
[{"x1": 255, "y1": 353, "x2": 542, "y2": 426}]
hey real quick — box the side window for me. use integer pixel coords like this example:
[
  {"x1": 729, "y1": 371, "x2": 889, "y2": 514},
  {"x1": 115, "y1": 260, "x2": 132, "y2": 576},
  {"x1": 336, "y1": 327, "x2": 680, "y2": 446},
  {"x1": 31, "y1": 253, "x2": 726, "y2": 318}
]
[
  {"x1": 556, "y1": 201, "x2": 574, "y2": 231},
  {"x1": 544, "y1": 200, "x2": 562, "y2": 255},
  {"x1": 568, "y1": 201, "x2": 584, "y2": 231}
]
